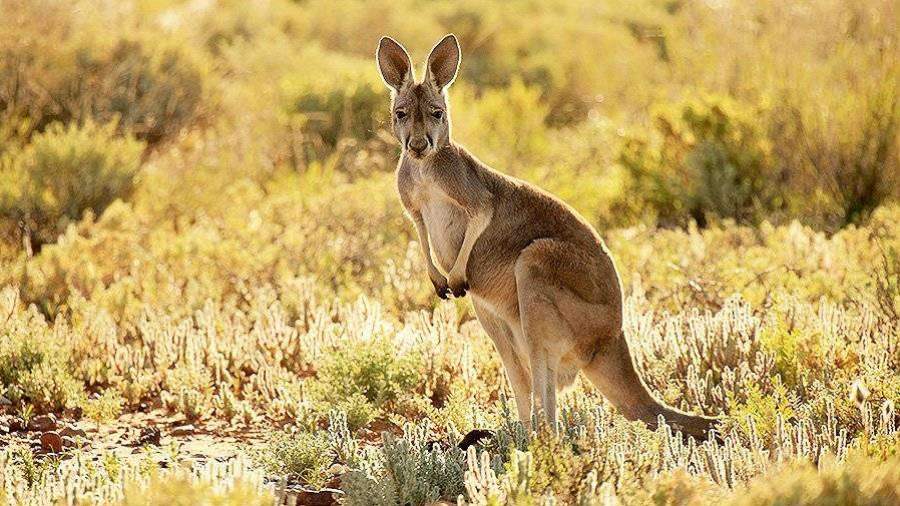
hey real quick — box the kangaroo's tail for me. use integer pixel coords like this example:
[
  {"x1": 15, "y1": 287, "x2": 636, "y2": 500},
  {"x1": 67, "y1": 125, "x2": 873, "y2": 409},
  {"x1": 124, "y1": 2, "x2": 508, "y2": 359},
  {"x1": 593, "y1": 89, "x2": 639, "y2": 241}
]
[{"x1": 581, "y1": 330, "x2": 719, "y2": 440}]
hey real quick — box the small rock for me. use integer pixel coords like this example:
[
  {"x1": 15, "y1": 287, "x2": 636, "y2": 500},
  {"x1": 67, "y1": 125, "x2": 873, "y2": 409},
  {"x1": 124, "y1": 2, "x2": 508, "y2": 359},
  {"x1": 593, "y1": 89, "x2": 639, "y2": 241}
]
[
  {"x1": 62, "y1": 406, "x2": 83, "y2": 419},
  {"x1": 139, "y1": 426, "x2": 162, "y2": 445},
  {"x1": 0, "y1": 395, "x2": 11, "y2": 406},
  {"x1": 295, "y1": 488, "x2": 339, "y2": 506},
  {"x1": 170, "y1": 424, "x2": 195, "y2": 437},
  {"x1": 29, "y1": 414, "x2": 58, "y2": 432},
  {"x1": 40, "y1": 431, "x2": 63, "y2": 453},
  {"x1": 327, "y1": 463, "x2": 349, "y2": 476},
  {"x1": 59, "y1": 426, "x2": 87, "y2": 439},
  {"x1": 61, "y1": 436, "x2": 86, "y2": 448}
]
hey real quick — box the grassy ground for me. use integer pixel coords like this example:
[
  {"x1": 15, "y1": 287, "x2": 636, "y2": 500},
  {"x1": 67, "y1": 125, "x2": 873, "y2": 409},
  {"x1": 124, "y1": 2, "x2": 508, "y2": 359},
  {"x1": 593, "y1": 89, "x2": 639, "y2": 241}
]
[{"x1": 2, "y1": 210, "x2": 898, "y2": 504}]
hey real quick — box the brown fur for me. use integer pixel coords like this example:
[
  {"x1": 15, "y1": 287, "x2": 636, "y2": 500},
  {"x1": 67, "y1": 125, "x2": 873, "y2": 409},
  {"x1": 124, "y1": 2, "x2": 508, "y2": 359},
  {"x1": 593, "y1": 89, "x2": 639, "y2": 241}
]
[{"x1": 376, "y1": 34, "x2": 718, "y2": 438}]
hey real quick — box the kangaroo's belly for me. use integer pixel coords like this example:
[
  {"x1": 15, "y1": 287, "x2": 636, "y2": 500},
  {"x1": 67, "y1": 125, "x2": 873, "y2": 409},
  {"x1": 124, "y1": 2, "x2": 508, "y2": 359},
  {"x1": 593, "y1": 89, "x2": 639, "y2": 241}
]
[{"x1": 421, "y1": 195, "x2": 467, "y2": 274}]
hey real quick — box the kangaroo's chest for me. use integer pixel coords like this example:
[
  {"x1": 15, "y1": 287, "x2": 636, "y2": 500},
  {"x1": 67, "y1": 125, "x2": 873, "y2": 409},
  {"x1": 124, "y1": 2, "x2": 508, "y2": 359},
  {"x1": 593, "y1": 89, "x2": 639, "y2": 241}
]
[
  {"x1": 398, "y1": 160, "x2": 469, "y2": 273},
  {"x1": 419, "y1": 188, "x2": 467, "y2": 273}
]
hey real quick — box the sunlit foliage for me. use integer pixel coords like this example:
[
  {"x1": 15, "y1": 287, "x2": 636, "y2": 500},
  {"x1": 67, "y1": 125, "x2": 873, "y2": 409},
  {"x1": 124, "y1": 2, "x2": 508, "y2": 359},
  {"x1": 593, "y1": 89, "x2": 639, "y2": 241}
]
[{"x1": 0, "y1": 0, "x2": 897, "y2": 504}]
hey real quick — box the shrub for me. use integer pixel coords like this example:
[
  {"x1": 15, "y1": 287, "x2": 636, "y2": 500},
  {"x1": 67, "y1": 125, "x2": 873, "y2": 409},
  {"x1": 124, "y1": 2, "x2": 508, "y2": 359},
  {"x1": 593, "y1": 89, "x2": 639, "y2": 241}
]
[
  {"x1": 120, "y1": 475, "x2": 272, "y2": 506},
  {"x1": 81, "y1": 390, "x2": 124, "y2": 430},
  {"x1": 773, "y1": 78, "x2": 899, "y2": 229},
  {"x1": 874, "y1": 245, "x2": 900, "y2": 321},
  {"x1": 309, "y1": 337, "x2": 423, "y2": 425},
  {"x1": 619, "y1": 94, "x2": 784, "y2": 227},
  {"x1": 161, "y1": 364, "x2": 214, "y2": 422},
  {"x1": 0, "y1": 1, "x2": 208, "y2": 147},
  {"x1": 0, "y1": 292, "x2": 83, "y2": 413},
  {"x1": 726, "y1": 382, "x2": 795, "y2": 441},
  {"x1": 727, "y1": 453, "x2": 900, "y2": 506},
  {"x1": 452, "y1": 79, "x2": 551, "y2": 174},
  {"x1": 0, "y1": 121, "x2": 144, "y2": 248},
  {"x1": 343, "y1": 422, "x2": 467, "y2": 506},
  {"x1": 526, "y1": 428, "x2": 596, "y2": 501},
  {"x1": 279, "y1": 46, "x2": 389, "y2": 168},
  {"x1": 254, "y1": 429, "x2": 333, "y2": 488}
]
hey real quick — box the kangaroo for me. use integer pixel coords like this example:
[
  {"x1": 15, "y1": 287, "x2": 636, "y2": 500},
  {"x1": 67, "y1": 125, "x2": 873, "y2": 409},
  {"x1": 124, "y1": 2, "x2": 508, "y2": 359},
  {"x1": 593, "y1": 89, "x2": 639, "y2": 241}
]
[{"x1": 376, "y1": 34, "x2": 718, "y2": 438}]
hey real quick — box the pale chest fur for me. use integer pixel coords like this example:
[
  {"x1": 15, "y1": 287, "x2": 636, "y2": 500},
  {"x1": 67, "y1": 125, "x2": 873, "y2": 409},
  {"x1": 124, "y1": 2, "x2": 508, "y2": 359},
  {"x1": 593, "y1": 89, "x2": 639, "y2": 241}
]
[{"x1": 398, "y1": 163, "x2": 468, "y2": 274}]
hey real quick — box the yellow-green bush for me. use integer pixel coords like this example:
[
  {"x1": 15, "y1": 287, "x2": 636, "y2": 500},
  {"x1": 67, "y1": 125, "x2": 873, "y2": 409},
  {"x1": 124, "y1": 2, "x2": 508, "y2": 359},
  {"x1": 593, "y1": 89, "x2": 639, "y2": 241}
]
[
  {"x1": 778, "y1": 79, "x2": 900, "y2": 229},
  {"x1": 0, "y1": 289, "x2": 84, "y2": 413},
  {"x1": 280, "y1": 46, "x2": 389, "y2": 156},
  {"x1": 0, "y1": 1, "x2": 208, "y2": 148},
  {"x1": 619, "y1": 94, "x2": 783, "y2": 227},
  {"x1": 310, "y1": 336, "x2": 424, "y2": 426},
  {"x1": 0, "y1": 121, "x2": 144, "y2": 248},
  {"x1": 727, "y1": 453, "x2": 900, "y2": 506},
  {"x1": 254, "y1": 429, "x2": 333, "y2": 488}
]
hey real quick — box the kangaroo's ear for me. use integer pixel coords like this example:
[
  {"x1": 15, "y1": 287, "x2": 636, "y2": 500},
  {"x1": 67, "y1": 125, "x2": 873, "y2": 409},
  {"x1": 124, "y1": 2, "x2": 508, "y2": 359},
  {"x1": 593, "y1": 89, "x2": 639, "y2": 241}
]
[
  {"x1": 426, "y1": 34, "x2": 460, "y2": 90},
  {"x1": 377, "y1": 37, "x2": 412, "y2": 91}
]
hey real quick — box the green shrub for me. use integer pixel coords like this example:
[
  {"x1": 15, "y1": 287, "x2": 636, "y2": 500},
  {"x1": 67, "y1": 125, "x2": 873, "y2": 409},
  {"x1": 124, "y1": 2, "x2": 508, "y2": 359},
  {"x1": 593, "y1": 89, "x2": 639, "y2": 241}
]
[
  {"x1": 526, "y1": 428, "x2": 595, "y2": 501},
  {"x1": 161, "y1": 364, "x2": 214, "y2": 422},
  {"x1": 0, "y1": 121, "x2": 144, "y2": 248},
  {"x1": 14, "y1": 361, "x2": 84, "y2": 414},
  {"x1": 0, "y1": 1, "x2": 208, "y2": 147},
  {"x1": 758, "y1": 322, "x2": 830, "y2": 390},
  {"x1": 773, "y1": 78, "x2": 899, "y2": 229},
  {"x1": 81, "y1": 389, "x2": 124, "y2": 430},
  {"x1": 254, "y1": 429, "x2": 333, "y2": 488},
  {"x1": 452, "y1": 79, "x2": 551, "y2": 174},
  {"x1": 726, "y1": 382, "x2": 795, "y2": 441},
  {"x1": 310, "y1": 337, "x2": 423, "y2": 425},
  {"x1": 280, "y1": 47, "x2": 389, "y2": 165},
  {"x1": 0, "y1": 321, "x2": 83, "y2": 413},
  {"x1": 332, "y1": 392, "x2": 379, "y2": 432},
  {"x1": 619, "y1": 94, "x2": 783, "y2": 227},
  {"x1": 343, "y1": 423, "x2": 467, "y2": 506},
  {"x1": 120, "y1": 474, "x2": 272, "y2": 506}
]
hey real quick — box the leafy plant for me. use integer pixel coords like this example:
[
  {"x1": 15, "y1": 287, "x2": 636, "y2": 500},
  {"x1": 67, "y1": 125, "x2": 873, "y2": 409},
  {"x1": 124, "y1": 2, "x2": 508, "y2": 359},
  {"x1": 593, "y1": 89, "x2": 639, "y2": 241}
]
[
  {"x1": 310, "y1": 337, "x2": 423, "y2": 427},
  {"x1": 82, "y1": 390, "x2": 124, "y2": 431},
  {"x1": 619, "y1": 94, "x2": 783, "y2": 227},
  {"x1": 0, "y1": 121, "x2": 144, "y2": 248},
  {"x1": 254, "y1": 429, "x2": 333, "y2": 488}
]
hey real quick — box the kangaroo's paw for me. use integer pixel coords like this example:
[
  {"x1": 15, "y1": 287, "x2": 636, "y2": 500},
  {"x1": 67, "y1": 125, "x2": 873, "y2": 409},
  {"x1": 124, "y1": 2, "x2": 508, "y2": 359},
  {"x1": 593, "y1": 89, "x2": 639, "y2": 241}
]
[
  {"x1": 431, "y1": 278, "x2": 450, "y2": 299},
  {"x1": 448, "y1": 276, "x2": 468, "y2": 298}
]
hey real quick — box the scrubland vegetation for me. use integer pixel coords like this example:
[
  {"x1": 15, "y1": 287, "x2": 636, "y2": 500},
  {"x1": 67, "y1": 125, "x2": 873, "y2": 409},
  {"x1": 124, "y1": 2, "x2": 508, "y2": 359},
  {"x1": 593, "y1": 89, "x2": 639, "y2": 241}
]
[{"x1": 0, "y1": 0, "x2": 898, "y2": 504}]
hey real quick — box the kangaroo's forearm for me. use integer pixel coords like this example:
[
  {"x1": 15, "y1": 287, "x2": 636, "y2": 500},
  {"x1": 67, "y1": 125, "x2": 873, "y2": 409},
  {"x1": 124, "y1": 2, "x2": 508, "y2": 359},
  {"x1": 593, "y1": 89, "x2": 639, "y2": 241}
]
[
  {"x1": 450, "y1": 203, "x2": 493, "y2": 276},
  {"x1": 412, "y1": 213, "x2": 441, "y2": 275}
]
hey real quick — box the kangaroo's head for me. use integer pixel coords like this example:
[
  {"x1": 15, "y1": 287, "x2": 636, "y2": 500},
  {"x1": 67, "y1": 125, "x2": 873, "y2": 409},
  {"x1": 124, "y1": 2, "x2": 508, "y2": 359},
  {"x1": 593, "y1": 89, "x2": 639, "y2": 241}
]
[{"x1": 376, "y1": 34, "x2": 460, "y2": 160}]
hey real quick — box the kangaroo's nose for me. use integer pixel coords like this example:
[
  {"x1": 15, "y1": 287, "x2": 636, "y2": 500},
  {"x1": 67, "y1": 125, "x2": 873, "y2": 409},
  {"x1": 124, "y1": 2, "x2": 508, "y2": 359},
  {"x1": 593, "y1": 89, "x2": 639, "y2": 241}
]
[{"x1": 408, "y1": 137, "x2": 428, "y2": 155}]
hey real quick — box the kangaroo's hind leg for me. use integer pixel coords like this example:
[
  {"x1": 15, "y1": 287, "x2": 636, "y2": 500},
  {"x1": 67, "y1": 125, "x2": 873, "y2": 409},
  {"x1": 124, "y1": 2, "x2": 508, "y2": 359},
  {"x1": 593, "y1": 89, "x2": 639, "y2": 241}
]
[
  {"x1": 513, "y1": 240, "x2": 604, "y2": 430},
  {"x1": 472, "y1": 299, "x2": 532, "y2": 427}
]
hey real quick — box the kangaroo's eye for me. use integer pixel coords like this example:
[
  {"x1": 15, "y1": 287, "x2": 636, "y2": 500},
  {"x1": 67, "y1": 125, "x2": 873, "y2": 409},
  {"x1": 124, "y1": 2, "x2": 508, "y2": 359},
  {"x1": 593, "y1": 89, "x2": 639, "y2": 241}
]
[
  {"x1": 395, "y1": 110, "x2": 407, "y2": 120},
  {"x1": 432, "y1": 110, "x2": 444, "y2": 120}
]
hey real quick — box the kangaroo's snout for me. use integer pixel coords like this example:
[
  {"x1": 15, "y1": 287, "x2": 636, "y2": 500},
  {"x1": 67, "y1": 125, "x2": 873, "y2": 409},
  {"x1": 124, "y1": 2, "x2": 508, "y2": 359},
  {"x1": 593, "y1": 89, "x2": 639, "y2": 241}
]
[{"x1": 407, "y1": 136, "x2": 429, "y2": 157}]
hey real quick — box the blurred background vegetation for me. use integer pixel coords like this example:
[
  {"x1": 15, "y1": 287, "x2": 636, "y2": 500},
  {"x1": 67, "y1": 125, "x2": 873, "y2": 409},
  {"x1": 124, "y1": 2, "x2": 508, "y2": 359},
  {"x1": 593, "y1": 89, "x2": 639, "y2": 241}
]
[
  {"x1": 0, "y1": 1, "x2": 898, "y2": 504},
  {"x1": 2, "y1": 0, "x2": 897, "y2": 247},
  {"x1": 0, "y1": 0, "x2": 896, "y2": 315}
]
